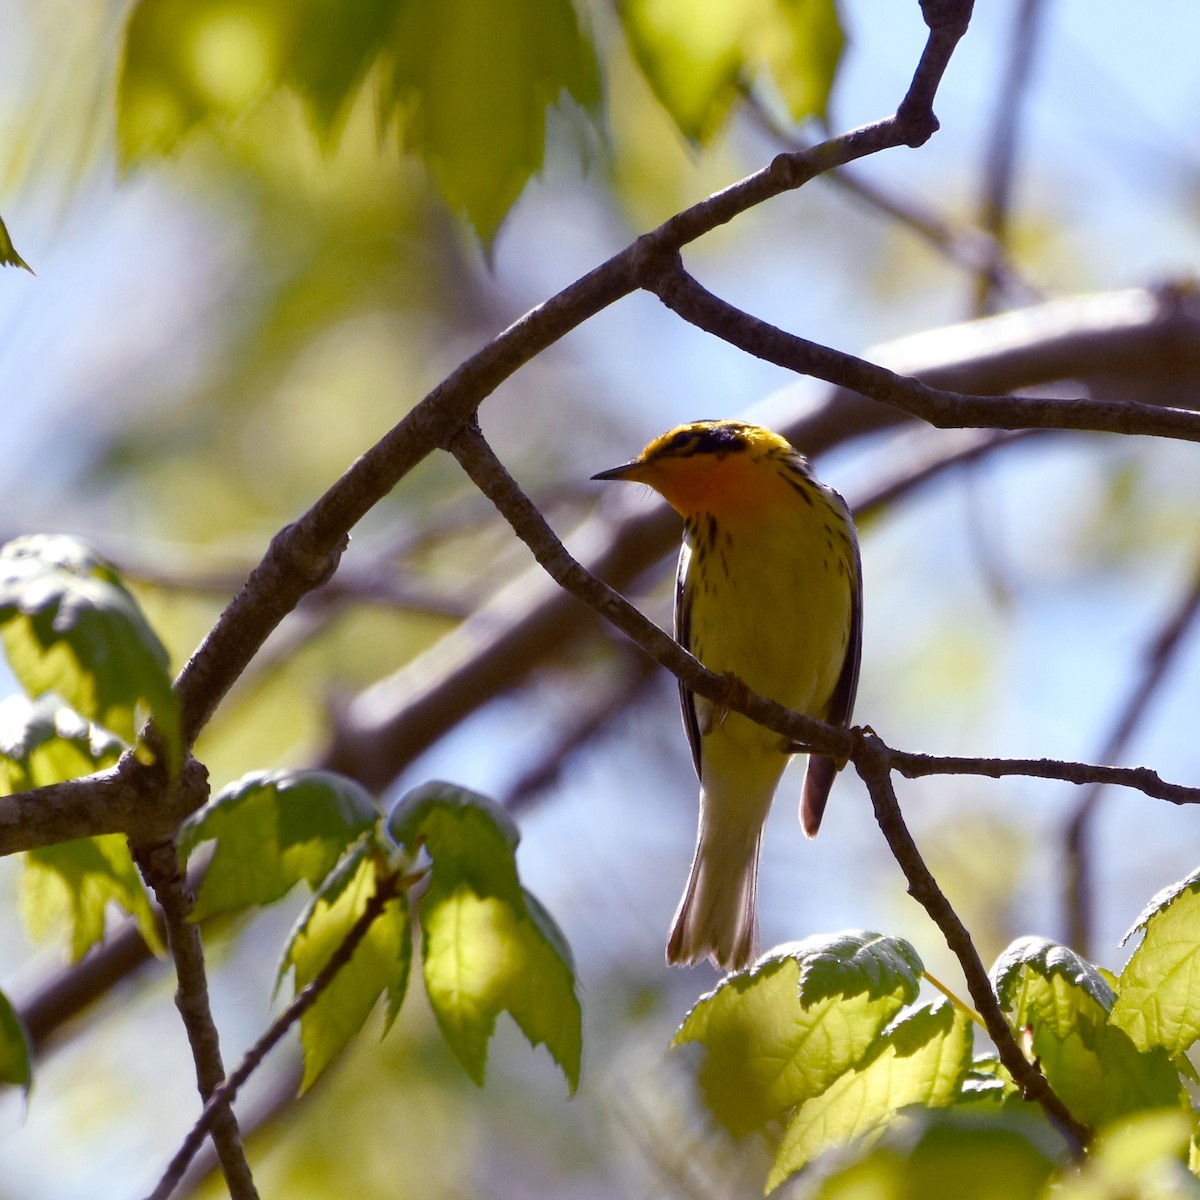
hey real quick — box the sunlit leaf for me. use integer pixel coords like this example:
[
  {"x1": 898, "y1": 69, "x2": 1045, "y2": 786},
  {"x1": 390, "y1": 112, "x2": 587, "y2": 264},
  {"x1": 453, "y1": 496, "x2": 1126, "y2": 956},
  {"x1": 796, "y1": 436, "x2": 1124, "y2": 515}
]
[
  {"x1": 991, "y1": 936, "x2": 1182, "y2": 1127},
  {"x1": 23, "y1": 834, "x2": 163, "y2": 960},
  {"x1": 0, "y1": 213, "x2": 32, "y2": 273},
  {"x1": 769, "y1": 1002, "x2": 973, "y2": 1190},
  {"x1": 280, "y1": 843, "x2": 411, "y2": 1090},
  {"x1": 0, "y1": 694, "x2": 125, "y2": 796},
  {"x1": 420, "y1": 883, "x2": 581, "y2": 1092},
  {"x1": 388, "y1": 781, "x2": 581, "y2": 1093},
  {"x1": 1052, "y1": 1110, "x2": 1198, "y2": 1200},
  {"x1": 992, "y1": 935, "x2": 1115, "y2": 1032},
  {"x1": 799, "y1": 1108, "x2": 1060, "y2": 1200},
  {"x1": 180, "y1": 768, "x2": 380, "y2": 920},
  {"x1": 120, "y1": 0, "x2": 288, "y2": 158},
  {"x1": 0, "y1": 991, "x2": 31, "y2": 1094},
  {"x1": 382, "y1": 0, "x2": 601, "y2": 242},
  {"x1": 120, "y1": 0, "x2": 600, "y2": 243},
  {"x1": 285, "y1": 0, "x2": 405, "y2": 135},
  {"x1": 1111, "y1": 869, "x2": 1200, "y2": 1057},
  {"x1": 387, "y1": 779, "x2": 522, "y2": 906},
  {"x1": 673, "y1": 932, "x2": 924, "y2": 1136},
  {"x1": 0, "y1": 536, "x2": 179, "y2": 769},
  {"x1": 621, "y1": 0, "x2": 843, "y2": 142}
]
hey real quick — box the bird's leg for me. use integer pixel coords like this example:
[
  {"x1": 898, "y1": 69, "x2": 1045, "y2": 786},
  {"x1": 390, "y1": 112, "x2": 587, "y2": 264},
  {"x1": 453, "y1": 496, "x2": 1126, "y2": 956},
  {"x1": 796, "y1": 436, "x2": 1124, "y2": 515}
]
[{"x1": 699, "y1": 671, "x2": 752, "y2": 736}]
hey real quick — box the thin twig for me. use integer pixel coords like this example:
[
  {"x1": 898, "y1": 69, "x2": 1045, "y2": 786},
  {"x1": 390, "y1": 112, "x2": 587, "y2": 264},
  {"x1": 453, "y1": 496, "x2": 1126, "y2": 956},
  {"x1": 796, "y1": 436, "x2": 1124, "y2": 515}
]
[
  {"x1": 972, "y1": 0, "x2": 1048, "y2": 315},
  {"x1": 644, "y1": 261, "x2": 1200, "y2": 443},
  {"x1": 146, "y1": 873, "x2": 399, "y2": 1200},
  {"x1": 740, "y1": 92, "x2": 1041, "y2": 305},
  {"x1": 501, "y1": 651, "x2": 659, "y2": 815},
  {"x1": 888, "y1": 748, "x2": 1200, "y2": 806},
  {"x1": 1064, "y1": 556, "x2": 1200, "y2": 955},
  {"x1": 132, "y1": 839, "x2": 259, "y2": 1200},
  {"x1": 854, "y1": 734, "x2": 1090, "y2": 1152}
]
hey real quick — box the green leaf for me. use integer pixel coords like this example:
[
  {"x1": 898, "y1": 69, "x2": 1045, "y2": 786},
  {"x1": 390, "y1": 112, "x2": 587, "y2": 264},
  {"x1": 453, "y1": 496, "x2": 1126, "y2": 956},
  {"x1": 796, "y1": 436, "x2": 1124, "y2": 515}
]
[
  {"x1": 119, "y1": 0, "x2": 408, "y2": 155},
  {"x1": 280, "y1": 843, "x2": 411, "y2": 1090},
  {"x1": 1052, "y1": 1110, "x2": 1199, "y2": 1200},
  {"x1": 420, "y1": 883, "x2": 581, "y2": 1093},
  {"x1": 120, "y1": 0, "x2": 600, "y2": 244},
  {"x1": 991, "y1": 936, "x2": 1182, "y2": 1127},
  {"x1": 1111, "y1": 869, "x2": 1200, "y2": 1056},
  {"x1": 382, "y1": 0, "x2": 601, "y2": 242},
  {"x1": 800, "y1": 1109, "x2": 1060, "y2": 1200},
  {"x1": 769, "y1": 1001, "x2": 973, "y2": 1190},
  {"x1": 673, "y1": 932, "x2": 924, "y2": 1136},
  {"x1": 0, "y1": 214, "x2": 32, "y2": 273},
  {"x1": 620, "y1": 0, "x2": 843, "y2": 143},
  {"x1": 285, "y1": 0, "x2": 406, "y2": 136},
  {"x1": 389, "y1": 781, "x2": 581, "y2": 1093},
  {"x1": 181, "y1": 768, "x2": 380, "y2": 921},
  {"x1": 0, "y1": 990, "x2": 31, "y2": 1094},
  {"x1": 119, "y1": 0, "x2": 284, "y2": 158},
  {"x1": 0, "y1": 695, "x2": 125, "y2": 795},
  {"x1": 0, "y1": 536, "x2": 179, "y2": 770},
  {"x1": 23, "y1": 834, "x2": 163, "y2": 960},
  {"x1": 387, "y1": 780, "x2": 522, "y2": 906},
  {"x1": 992, "y1": 935, "x2": 1115, "y2": 1032}
]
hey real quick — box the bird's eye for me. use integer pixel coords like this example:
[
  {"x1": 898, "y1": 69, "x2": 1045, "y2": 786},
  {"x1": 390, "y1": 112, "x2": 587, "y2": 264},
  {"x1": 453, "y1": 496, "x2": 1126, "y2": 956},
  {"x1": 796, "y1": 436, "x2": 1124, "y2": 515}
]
[{"x1": 669, "y1": 430, "x2": 693, "y2": 450}]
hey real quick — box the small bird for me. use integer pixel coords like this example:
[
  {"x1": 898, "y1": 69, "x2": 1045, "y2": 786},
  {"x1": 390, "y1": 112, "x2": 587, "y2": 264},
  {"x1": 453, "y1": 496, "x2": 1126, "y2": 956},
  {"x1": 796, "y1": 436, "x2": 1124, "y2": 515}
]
[{"x1": 593, "y1": 420, "x2": 861, "y2": 971}]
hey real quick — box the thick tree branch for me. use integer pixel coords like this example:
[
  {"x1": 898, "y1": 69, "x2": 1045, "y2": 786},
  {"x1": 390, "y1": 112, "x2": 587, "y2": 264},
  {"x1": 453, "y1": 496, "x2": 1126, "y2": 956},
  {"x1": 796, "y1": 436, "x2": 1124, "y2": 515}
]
[{"x1": 854, "y1": 734, "x2": 1089, "y2": 1151}]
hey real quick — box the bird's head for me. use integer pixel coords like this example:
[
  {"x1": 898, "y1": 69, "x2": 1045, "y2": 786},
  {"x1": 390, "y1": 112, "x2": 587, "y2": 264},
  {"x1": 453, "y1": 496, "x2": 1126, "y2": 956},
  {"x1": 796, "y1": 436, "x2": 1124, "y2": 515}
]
[{"x1": 592, "y1": 420, "x2": 801, "y2": 518}]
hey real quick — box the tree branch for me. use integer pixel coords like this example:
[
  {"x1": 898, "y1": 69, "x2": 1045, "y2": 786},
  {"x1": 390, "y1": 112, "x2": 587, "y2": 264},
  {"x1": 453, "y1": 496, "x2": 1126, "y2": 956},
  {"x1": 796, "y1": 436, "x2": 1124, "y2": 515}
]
[
  {"x1": 644, "y1": 262, "x2": 1200, "y2": 442},
  {"x1": 146, "y1": 874, "x2": 398, "y2": 1200},
  {"x1": 132, "y1": 838, "x2": 259, "y2": 1200},
  {"x1": 1063, "y1": 556, "x2": 1200, "y2": 955},
  {"x1": 972, "y1": 0, "x2": 1048, "y2": 314},
  {"x1": 853, "y1": 734, "x2": 1089, "y2": 1151}
]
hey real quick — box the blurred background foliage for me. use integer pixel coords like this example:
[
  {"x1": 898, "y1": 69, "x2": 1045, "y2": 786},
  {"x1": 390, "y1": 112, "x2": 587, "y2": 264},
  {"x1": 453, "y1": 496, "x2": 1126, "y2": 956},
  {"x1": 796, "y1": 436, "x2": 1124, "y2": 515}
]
[{"x1": 2, "y1": 0, "x2": 1200, "y2": 1196}]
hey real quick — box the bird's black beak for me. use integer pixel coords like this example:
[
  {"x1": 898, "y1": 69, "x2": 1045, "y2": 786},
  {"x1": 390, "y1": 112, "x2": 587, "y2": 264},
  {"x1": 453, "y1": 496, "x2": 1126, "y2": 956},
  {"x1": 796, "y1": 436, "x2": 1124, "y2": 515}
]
[{"x1": 591, "y1": 460, "x2": 644, "y2": 482}]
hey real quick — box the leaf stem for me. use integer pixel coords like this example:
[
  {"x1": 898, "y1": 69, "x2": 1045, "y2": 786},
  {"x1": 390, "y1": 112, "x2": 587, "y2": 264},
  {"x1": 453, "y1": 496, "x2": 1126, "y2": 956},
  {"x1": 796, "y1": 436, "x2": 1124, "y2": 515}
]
[{"x1": 922, "y1": 969, "x2": 987, "y2": 1031}]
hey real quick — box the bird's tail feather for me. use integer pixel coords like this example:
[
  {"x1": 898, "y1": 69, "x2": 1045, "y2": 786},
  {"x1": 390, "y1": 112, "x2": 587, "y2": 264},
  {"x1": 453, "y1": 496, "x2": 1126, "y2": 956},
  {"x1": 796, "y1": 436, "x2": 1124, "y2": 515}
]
[
  {"x1": 800, "y1": 753, "x2": 838, "y2": 838},
  {"x1": 667, "y1": 785, "x2": 766, "y2": 972}
]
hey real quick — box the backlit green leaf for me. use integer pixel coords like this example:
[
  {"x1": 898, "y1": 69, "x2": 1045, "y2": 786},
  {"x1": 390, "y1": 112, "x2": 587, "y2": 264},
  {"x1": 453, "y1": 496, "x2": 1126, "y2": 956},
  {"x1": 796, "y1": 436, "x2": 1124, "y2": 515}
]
[
  {"x1": 420, "y1": 883, "x2": 581, "y2": 1093},
  {"x1": 23, "y1": 834, "x2": 163, "y2": 960},
  {"x1": 0, "y1": 991, "x2": 31, "y2": 1094},
  {"x1": 992, "y1": 935, "x2": 1114, "y2": 1033},
  {"x1": 769, "y1": 1002, "x2": 973, "y2": 1190},
  {"x1": 673, "y1": 933, "x2": 924, "y2": 1136},
  {"x1": 0, "y1": 694, "x2": 124, "y2": 796},
  {"x1": 1111, "y1": 869, "x2": 1200, "y2": 1057},
  {"x1": 389, "y1": 781, "x2": 581, "y2": 1092},
  {"x1": 1052, "y1": 1110, "x2": 1199, "y2": 1200},
  {"x1": 0, "y1": 214, "x2": 32, "y2": 273},
  {"x1": 280, "y1": 844, "x2": 411, "y2": 1090},
  {"x1": 387, "y1": 780, "x2": 522, "y2": 906},
  {"x1": 799, "y1": 1109, "x2": 1060, "y2": 1200},
  {"x1": 991, "y1": 937, "x2": 1182, "y2": 1127},
  {"x1": 621, "y1": 0, "x2": 843, "y2": 142},
  {"x1": 181, "y1": 768, "x2": 380, "y2": 920},
  {"x1": 120, "y1": 0, "x2": 600, "y2": 243},
  {"x1": 0, "y1": 536, "x2": 179, "y2": 770},
  {"x1": 383, "y1": 0, "x2": 600, "y2": 242}
]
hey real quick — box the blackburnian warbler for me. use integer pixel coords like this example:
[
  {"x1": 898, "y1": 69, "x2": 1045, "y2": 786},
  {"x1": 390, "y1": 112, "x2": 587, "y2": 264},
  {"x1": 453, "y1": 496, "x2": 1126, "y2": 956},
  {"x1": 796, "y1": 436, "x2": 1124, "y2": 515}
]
[{"x1": 594, "y1": 421, "x2": 861, "y2": 971}]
